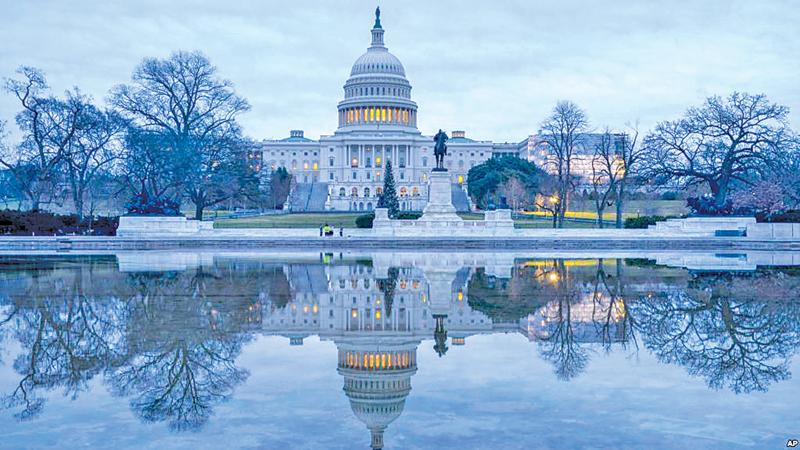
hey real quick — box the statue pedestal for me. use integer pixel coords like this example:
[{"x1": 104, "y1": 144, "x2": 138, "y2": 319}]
[{"x1": 421, "y1": 171, "x2": 461, "y2": 222}]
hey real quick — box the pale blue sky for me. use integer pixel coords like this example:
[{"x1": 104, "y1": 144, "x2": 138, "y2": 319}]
[{"x1": 0, "y1": 0, "x2": 797, "y2": 142}]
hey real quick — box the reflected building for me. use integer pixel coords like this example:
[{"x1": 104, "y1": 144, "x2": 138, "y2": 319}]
[{"x1": 258, "y1": 258, "x2": 628, "y2": 448}]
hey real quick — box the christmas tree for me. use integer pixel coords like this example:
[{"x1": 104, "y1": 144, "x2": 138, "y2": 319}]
[{"x1": 379, "y1": 159, "x2": 400, "y2": 218}]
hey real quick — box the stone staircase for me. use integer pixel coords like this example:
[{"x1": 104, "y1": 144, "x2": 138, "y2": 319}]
[
  {"x1": 287, "y1": 183, "x2": 329, "y2": 212},
  {"x1": 451, "y1": 184, "x2": 471, "y2": 212},
  {"x1": 307, "y1": 183, "x2": 329, "y2": 211}
]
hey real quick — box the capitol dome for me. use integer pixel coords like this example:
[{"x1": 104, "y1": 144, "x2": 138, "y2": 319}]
[
  {"x1": 350, "y1": 50, "x2": 406, "y2": 77},
  {"x1": 337, "y1": 343, "x2": 418, "y2": 449},
  {"x1": 337, "y1": 7, "x2": 418, "y2": 130}
]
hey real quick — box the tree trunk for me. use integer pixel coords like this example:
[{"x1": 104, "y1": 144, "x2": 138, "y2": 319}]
[
  {"x1": 596, "y1": 205, "x2": 605, "y2": 228},
  {"x1": 194, "y1": 203, "x2": 204, "y2": 220},
  {"x1": 615, "y1": 181, "x2": 625, "y2": 229},
  {"x1": 75, "y1": 194, "x2": 85, "y2": 220},
  {"x1": 714, "y1": 181, "x2": 729, "y2": 208}
]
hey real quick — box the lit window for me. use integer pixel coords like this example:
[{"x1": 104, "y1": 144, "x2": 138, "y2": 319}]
[
  {"x1": 303, "y1": 162, "x2": 309, "y2": 170},
  {"x1": 312, "y1": 162, "x2": 318, "y2": 170},
  {"x1": 457, "y1": 175, "x2": 464, "y2": 184},
  {"x1": 351, "y1": 158, "x2": 358, "y2": 167},
  {"x1": 375, "y1": 156, "x2": 381, "y2": 166}
]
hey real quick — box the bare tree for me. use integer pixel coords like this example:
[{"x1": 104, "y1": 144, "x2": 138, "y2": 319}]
[
  {"x1": 590, "y1": 129, "x2": 619, "y2": 228},
  {"x1": 641, "y1": 92, "x2": 790, "y2": 209},
  {"x1": 539, "y1": 101, "x2": 589, "y2": 228},
  {"x1": 533, "y1": 175, "x2": 562, "y2": 228},
  {"x1": 501, "y1": 176, "x2": 530, "y2": 213},
  {"x1": 769, "y1": 135, "x2": 800, "y2": 209},
  {"x1": 614, "y1": 124, "x2": 642, "y2": 228},
  {"x1": 110, "y1": 51, "x2": 250, "y2": 218},
  {"x1": 64, "y1": 101, "x2": 126, "y2": 218},
  {"x1": 118, "y1": 128, "x2": 186, "y2": 207},
  {"x1": 1, "y1": 67, "x2": 85, "y2": 210}
]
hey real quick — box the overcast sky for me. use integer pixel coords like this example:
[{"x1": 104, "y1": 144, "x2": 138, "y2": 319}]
[{"x1": 1, "y1": 0, "x2": 798, "y2": 142}]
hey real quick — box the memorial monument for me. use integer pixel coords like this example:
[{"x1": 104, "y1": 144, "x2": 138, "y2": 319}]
[{"x1": 420, "y1": 130, "x2": 463, "y2": 222}]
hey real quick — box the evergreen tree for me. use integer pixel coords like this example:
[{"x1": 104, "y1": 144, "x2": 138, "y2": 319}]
[{"x1": 379, "y1": 159, "x2": 400, "y2": 218}]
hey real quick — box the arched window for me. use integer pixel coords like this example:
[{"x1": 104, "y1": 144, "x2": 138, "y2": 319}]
[
  {"x1": 399, "y1": 187, "x2": 408, "y2": 197},
  {"x1": 291, "y1": 160, "x2": 297, "y2": 170},
  {"x1": 329, "y1": 157, "x2": 334, "y2": 166},
  {"x1": 339, "y1": 187, "x2": 346, "y2": 197},
  {"x1": 412, "y1": 187, "x2": 419, "y2": 196},
  {"x1": 367, "y1": 202, "x2": 373, "y2": 210},
  {"x1": 364, "y1": 187, "x2": 370, "y2": 197},
  {"x1": 359, "y1": 202, "x2": 364, "y2": 211},
  {"x1": 376, "y1": 187, "x2": 383, "y2": 196},
  {"x1": 351, "y1": 187, "x2": 358, "y2": 197},
  {"x1": 422, "y1": 157, "x2": 427, "y2": 167}
]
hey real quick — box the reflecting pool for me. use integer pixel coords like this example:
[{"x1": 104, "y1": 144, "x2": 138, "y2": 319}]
[{"x1": 0, "y1": 250, "x2": 798, "y2": 449}]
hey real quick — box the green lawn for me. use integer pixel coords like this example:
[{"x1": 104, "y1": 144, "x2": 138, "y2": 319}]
[
  {"x1": 215, "y1": 213, "x2": 363, "y2": 229},
  {"x1": 565, "y1": 199, "x2": 688, "y2": 219},
  {"x1": 216, "y1": 211, "x2": 600, "y2": 229}
]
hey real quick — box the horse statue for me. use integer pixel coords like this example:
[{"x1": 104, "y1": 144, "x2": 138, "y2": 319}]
[{"x1": 433, "y1": 129, "x2": 448, "y2": 171}]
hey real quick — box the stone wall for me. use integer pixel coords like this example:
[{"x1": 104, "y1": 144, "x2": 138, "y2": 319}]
[{"x1": 116, "y1": 216, "x2": 214, "y2": 237}]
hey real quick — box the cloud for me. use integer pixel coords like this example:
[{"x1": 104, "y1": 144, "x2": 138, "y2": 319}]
[{"x1": 0, "y1": 0, "x2": 797, "y2": 143}]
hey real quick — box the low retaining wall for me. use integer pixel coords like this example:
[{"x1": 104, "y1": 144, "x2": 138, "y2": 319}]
[
  {"x1": 9, "y1": 214, "x2": 792, "y2": 251},
  {"x1": 117, "y1": 216, "x2": 213, "y2": 237},
  {"x1": 372, "y1": 208, "x2": 514, "y2": 237},
  {"x1": 648, "y1": 217, "x2": 755, "y2": 235},
  {"x1": 747, "y1": 222, "x2": 800, "y2": 239}
]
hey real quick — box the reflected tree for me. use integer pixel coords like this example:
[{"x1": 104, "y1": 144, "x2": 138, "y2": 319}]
[
  {"x1": 534, "y1": 261, "x2": 590, "y2": 381},
  {"x1": 0, "y1": 291, "x2": 127, "y2": 419},
  {"x1": 377, "y1": 267, "x2": 399, "y2": 317},
  {"x1": 631, "y1": 270, "x2": 800, "y2": 393},
  {"x1": 108, "y1": 267, "x2": 253, "y2": 430},
  {"x1": 589, "y1": 259, "x2": 638, "y2": 353}
]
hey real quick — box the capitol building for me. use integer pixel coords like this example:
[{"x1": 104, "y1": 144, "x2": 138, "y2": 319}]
[
  {"x1": 257, "y1": 8, "x2": 624, "y2": 213},
  {"x1": 258, "y1": 8, "x2": 526, "y2": 212}
]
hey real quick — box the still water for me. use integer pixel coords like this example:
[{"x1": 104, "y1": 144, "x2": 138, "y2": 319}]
[{"x1": 0, "y1": 250, "x2": 798, "y2": 449}]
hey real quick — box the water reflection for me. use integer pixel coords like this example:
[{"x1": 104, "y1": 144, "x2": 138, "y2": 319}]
[{"x1": 0, "y1": 252, "x2": 799, "y2": 448}]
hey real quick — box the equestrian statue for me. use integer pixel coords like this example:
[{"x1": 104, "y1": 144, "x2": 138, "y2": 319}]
[{"x1": 433, "y1": 129, "x2": 448, "y2": 171}]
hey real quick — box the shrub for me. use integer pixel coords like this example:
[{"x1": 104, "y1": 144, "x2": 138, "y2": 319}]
[
  {"x1": 686, "y1": 195, "x2": 749, "y2": 216},
  {"x1": 355, "y1": 213, "x2": 375, "y2": 228},
  {"x1": 731, "y1": 181, "x2": 787, "y2": 221},
  {"x1": 0, "y1": 210, "x2": 118, "y2": 236},
  {"x1": 624, "y1": 215, "x2": 674, "y2": 229},
  {"x1": 767, "y1": 210, "x2": 800, "y2": 223},
  {"x1": 660, "y1": 191, "x2": 679, "y2": 201},
  {"x1": 125, "y1": 192, "x2": 181, "y2": 216},
  {"x1": 397, "y1": 212, "x2": 422, "y2": 220}
]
